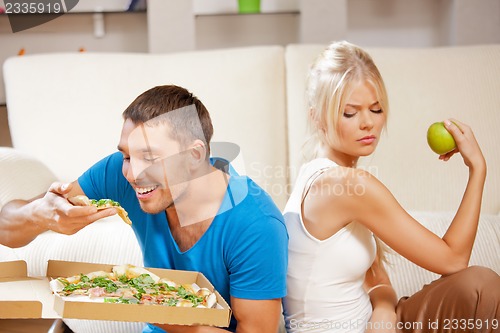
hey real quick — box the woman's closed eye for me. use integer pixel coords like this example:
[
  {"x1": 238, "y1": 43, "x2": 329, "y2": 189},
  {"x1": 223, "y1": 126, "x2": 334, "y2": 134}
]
[
  {"x1": 370, "y1": 109, "x2": 383, "y2": 114},
  {"x1": 343, "y1": 112, "x2": 357, "y2": 118}
]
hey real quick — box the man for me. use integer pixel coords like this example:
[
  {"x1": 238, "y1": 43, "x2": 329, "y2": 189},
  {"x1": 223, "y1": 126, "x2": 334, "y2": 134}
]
[{"x1": 0, "y1": 85, "x2": 288, "y2": 333}]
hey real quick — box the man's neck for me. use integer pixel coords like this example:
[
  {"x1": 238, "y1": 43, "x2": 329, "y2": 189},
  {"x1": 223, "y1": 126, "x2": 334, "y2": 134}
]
[{"x1": 166, "y1": 166, "x2": 229, "y2": 252}]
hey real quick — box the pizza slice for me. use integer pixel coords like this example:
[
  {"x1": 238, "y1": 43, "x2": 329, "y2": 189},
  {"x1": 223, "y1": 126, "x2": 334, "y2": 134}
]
[
  {"x1": 49, "y1": 270, "x2": 122, "y2": 300},
  {"x1": 112, "y1": 264, "x2": 161, "y2": 283},
  {"x1": 69, "y1": 195, "x2": 132, "y2": 225}
]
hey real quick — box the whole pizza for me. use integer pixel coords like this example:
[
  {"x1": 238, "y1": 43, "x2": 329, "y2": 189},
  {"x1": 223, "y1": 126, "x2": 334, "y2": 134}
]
[{"x1": 49, "y1": 264, "x2": 217, "y2": 308}]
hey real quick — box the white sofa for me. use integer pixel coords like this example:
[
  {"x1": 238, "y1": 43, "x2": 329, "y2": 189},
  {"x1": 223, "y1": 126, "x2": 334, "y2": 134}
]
[{"x1": 1, "y1": 44, "x2": 499, "y2": 333}]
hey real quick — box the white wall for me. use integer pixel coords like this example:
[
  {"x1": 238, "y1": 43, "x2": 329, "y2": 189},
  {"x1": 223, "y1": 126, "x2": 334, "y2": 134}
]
[
  {"x1": 346, "y1": 0, "x2": 450, "y2": 47},
  {"x1": 1, "y1": 0, "x2": 499, "y2": 104},
  {"x1": 0, "y1": 12, "x2": 148, "y2": 105},
  {"x1": 299, "y1": 0, "x2": 500, "y2": 47}
]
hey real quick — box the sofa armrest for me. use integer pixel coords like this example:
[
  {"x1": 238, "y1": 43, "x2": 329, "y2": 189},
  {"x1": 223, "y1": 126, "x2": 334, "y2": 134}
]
[{"x1": 0, "y1": 147, "x2": 57, "y2": 208}]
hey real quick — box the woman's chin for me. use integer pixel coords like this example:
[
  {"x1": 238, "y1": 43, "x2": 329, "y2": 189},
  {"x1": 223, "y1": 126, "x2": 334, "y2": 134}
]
[{"x1": 356, "y1": 148, "x2": 377, "y2": 158}]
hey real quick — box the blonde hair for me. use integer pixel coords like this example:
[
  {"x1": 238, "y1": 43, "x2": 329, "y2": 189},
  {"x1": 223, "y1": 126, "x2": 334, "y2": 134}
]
[
  {"x1": 303, "y1": 41, "x2": 389, "y2": 162},
  {"x1": 303, "y1": 41, "x2": 391, "y2": 264}
]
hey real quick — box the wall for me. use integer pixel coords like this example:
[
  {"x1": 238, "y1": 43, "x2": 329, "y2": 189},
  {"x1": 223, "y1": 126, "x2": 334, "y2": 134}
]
[
  {"x1": 299, "y1": 0, "x2": 500, "y2": 47},
  {"x1": 146, "y1": 0, "x2": 500, "y2": 52},
  {"x1": 1, "y1": 0, "x2": 499, "y2": 147},
  {"x1": 0, "y1": 11, "x2": 148, "y2": 103},
  {"x1": 196, "y1": 13, "x2": 299, "y2": 50}
]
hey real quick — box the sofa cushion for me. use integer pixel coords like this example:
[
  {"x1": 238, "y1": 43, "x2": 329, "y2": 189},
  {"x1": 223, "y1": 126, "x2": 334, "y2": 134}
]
[
  {"x1": 285, "y1": 44, "x2": 500, "y2": 214},
  {"x1": 3, "y1": 46, "x2": 289, "y2": 208},
  {"x1": 0, "y1": 147, "x2": 57, "y2": 209},
  {"x1": 385, "y1": 211, "x2": 500, "y2": 298}
]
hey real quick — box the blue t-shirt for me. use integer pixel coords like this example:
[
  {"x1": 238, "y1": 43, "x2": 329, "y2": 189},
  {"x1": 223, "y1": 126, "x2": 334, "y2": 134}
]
[{"x1": 78, "y1": 152, "x2": 288, "y2": 332}]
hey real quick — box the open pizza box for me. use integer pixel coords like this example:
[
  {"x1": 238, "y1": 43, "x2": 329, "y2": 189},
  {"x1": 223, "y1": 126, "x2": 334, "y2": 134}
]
[{"x1": 0, "y1": 260, "x2": 232, "y2": 327}]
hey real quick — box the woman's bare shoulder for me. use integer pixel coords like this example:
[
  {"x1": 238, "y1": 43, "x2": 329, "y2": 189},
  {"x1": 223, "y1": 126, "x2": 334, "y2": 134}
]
[
  {"x1": 319, "y1": 166, "x2": 383, "y2": 188},
  {"x1": 308, "y1": 166, "x2": 393, "y2": 213}
]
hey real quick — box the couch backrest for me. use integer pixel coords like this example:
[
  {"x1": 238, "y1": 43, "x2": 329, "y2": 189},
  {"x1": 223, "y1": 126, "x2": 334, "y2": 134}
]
[
  {"x1": 286, "y1": 44, "x2": 500, "y2": 214},
  {"x1": 4, "y1": 44, "x2": 500, "y2": 213},
  {"x1": 3, "y1": 46, "x2": 289, "y2": 208}
]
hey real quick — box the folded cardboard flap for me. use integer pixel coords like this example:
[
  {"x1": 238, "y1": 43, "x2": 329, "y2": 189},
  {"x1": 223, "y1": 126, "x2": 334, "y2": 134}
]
[
  {"x1": 47, "y1": 260, "x2": 200, "y2": 284},
  {"x1": 0, "y1": 301, "x2": 42, "y2": 318},
  {"x1": 0, "y1": 260, "x2": 48, "y2": 319},
  {"x1": 0, "y1": 260, "x2": 27, "y2": 279}
]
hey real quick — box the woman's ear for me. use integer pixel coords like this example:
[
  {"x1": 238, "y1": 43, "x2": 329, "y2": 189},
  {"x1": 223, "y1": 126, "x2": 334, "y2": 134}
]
[
  {"x1": 308, "y1": 107, "x2": 316, "y2": 122},
  {"x1": 309, "y1": 107, "x2": 324, "y2": 132}
]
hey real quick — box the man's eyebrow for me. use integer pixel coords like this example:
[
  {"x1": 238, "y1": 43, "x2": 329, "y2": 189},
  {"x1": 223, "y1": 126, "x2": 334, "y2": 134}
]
[{"x1": 116, "y1": 147, "x2": 154, "y2": 155}]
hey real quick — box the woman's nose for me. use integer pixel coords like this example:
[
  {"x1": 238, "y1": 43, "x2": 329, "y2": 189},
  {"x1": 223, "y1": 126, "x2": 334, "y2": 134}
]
[{"x1": 360, "y1": 111, "x2": 374, "y2": 130}]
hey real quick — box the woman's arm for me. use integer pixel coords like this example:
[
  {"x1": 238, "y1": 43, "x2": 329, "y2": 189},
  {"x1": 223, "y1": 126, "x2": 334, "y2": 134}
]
[
  {"x1": 0, "y1": 181, "x2": 115, "y2": 248},
  {"x1": 364, "y1": 254, "x2": 398, "y2": 333},
  {"x1": 349, "y1": 120, "x2": 485, "y2": 275}
]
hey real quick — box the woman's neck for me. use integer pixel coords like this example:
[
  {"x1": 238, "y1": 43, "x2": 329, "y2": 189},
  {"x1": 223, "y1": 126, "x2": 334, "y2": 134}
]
[{"x1": 317, "y1": 144, "x2": 359, "y2": 168}]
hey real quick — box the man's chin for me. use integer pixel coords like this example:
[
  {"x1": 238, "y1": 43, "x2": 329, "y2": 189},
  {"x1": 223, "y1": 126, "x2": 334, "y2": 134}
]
[{"x1": 139, "y1": 202, "x2": 166, "y2": 215}]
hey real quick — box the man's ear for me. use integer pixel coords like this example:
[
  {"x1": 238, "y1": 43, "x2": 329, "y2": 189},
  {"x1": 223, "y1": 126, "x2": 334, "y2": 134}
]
[{"x1": 189, "y1": 140, "x2": 208, "y2": 167}]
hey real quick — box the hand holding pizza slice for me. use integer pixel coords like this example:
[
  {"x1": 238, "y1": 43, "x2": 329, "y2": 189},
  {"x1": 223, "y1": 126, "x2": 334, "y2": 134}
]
[{"x1": 69, "y1": 195, "x2": 132, "y2": 225}]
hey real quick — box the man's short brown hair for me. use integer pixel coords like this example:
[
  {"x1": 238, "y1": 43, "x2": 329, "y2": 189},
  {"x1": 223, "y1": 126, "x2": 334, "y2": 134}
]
[{"x1": 123, "y1": 85, "x2": 214, "y2": 155}]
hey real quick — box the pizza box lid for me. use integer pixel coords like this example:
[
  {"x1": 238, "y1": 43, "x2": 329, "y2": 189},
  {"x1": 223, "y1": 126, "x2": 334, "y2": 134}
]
[
  {"x1": 0, "y1": 260, "x2": 232, "y2": 327},
  {"x1": 0, "y1": 260, "x2": 58, "y2": 319}
]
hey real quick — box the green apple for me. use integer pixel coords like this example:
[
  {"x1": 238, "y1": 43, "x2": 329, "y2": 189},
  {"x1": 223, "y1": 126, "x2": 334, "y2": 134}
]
[{"x1": 427, "y1": 122, "x2": 456, "y2": 155}]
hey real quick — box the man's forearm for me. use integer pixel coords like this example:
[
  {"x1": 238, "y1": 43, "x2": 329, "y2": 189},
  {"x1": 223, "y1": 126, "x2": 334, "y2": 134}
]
[{"x1": 0, "y1": 199, "x2": 45, "y2": 248}]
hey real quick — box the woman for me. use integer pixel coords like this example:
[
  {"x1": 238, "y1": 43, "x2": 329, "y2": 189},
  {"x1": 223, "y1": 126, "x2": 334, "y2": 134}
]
[{"x1": 282, "y1": 41, "x2": 499, "y2": 333}]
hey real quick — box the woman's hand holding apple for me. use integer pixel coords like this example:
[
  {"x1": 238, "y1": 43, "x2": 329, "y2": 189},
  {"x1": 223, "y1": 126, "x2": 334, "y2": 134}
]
[{"x1": 439, "y1": 119, "x2": 486, "y2": 174}]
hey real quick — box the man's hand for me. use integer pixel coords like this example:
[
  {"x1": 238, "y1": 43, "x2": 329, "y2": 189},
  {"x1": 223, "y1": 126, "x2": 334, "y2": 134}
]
[
  {"x1": 0, "y1": 181, "x2": 116, "y2": 247},
  {"x1": 30, "y1": 182, "x2": 116, "y2": 235}
]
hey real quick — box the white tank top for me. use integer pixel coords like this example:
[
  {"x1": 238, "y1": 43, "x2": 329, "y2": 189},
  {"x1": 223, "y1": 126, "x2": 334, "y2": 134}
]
[{"x1": 283, "y1": 158, "x2": 377, "y2": 333}]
